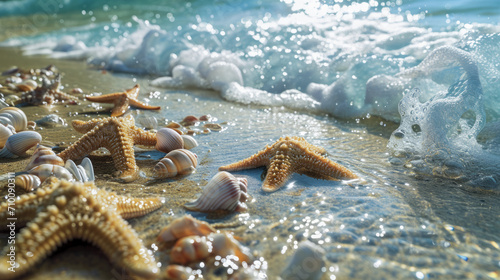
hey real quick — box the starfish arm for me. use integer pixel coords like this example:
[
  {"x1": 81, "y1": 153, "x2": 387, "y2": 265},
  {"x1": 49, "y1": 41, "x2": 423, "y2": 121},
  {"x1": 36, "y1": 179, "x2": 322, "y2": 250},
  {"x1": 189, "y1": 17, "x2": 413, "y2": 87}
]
[
  {"x1": 125, "y1": 84, "x2": 140, "y2": 99},
  {"x1": 298, "y1": 155, "x2": 358, "y2": 180},
  {"x1": 53, "y1": 90, "x2": 78, "y2": 103},
  {"x1": 262, "y1": 152, "x2": 294, "y2": 192},
  {"x1": 0, "y1": 184, "x2": 158, "y2": 279},
  {"x1": 129, "y1": 98, "x2": 161, "y2": 111},
  {"x1": 110, "y1": 94, "x2": 130, "y2": 117},
  {"x1": 219, "y1": 147, "x2": 272, "y2": 171},
  {"x1": 57, "y1": 127, "x2": 104, "y2": 161},
  {"x1": 72, "y1": 118, "x2": 102, "y2": 134},
  {"x1": 85, "y1": 92, "x2": 123, "y2": 104},
  {"x1": 104, "y1": 123, "x2": 139, "y2": 181},
  {"x1": 130, "y1": 126, "x2": 157, "y2": 146},
  {"x1": 115, "y1": 196, "x2": 164, "y2": 219}
]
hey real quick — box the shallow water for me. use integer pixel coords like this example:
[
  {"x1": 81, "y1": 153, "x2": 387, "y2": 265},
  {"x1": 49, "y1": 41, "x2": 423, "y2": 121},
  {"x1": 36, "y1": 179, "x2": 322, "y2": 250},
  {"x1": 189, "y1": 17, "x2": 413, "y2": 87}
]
[{"x1": 1, "y1": 0, "x2": 500, "y2": 279}]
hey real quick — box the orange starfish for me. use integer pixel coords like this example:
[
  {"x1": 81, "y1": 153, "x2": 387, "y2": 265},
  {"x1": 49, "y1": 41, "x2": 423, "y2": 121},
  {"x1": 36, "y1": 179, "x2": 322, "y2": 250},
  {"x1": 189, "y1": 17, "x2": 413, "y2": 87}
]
[
  {"x1": 58, "y1": 115, "x2": 157, "y2": 181},
  {"x1": 85, "y1": 84, "x2": 160, "y2": 117},
  {"x1": 219, "y1": 136, "x2": 358, "y2": 192}
]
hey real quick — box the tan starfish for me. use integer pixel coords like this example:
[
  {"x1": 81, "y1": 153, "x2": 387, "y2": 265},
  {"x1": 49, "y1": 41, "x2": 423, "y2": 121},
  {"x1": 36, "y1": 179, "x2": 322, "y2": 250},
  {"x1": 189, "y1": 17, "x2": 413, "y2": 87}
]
[
  {"x1": 0, "y1": 178, "x2": 162, "y2": 279},
  {"x1": 219, "y1": 136, "x2": 358, "y2": 192},
  {"x1": 85, "y1": 84, "x2": 161, "y2": 117},
  {"x1": 58, "y1": 115, "x2": 157, "y2": 182}
]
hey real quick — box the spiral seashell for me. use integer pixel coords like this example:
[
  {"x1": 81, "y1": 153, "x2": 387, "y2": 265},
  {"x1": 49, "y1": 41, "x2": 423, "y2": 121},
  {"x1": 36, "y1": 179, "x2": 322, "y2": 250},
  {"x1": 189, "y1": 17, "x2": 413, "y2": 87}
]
[
  {"x1": 155, "y1": 127, "x2": 184, "y2": 153},
  {"x1": 24, "y1": 145, "x2": 64, "y2": 171},
  {"x1": 0, "y1": 131, "x2": 42, "y2": 158},
  {"x1": 184, "y1": 171, "x2": 248, "y2": 213},
  {"x1": 170, "y1": 232, "x2": 253, "y2": 265},
  {"x1": 0, "y1": 124, "x2": 14, "y2": 148},
  {"x1": 65, "y1": 157, "x2": 95, "y2": 182},
  {"x1": 153, "y1": 149, "x2": 197, "y2": 178},
  {"x1": 0, "y1": 107, "x2": 28, "y2": 131},
  {"x1": 181, "y1": 134, "x2": 198, "y2": 150},
  {"x1": 157, "y1": 215, "x2": 215, "y2": 244},
  {"x1": 27, "y1": 164, "x2": 74, "y2": 182},
  {"x1": 280, "y1": 240, "x2": 326, "y2": 280},
  {"x1": 15, "y1": 174, "x2": 42, "y2": 192}
]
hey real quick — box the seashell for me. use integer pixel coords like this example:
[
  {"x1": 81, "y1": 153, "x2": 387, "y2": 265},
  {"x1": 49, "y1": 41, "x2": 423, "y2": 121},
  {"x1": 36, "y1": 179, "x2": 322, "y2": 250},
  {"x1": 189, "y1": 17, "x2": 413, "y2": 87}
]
[
  {"x1": 165, "y1": 121, "x2": 181, "y2": 129},
  {"x1": 15, "y1": 174, "x2": 41, "y2": 192},
  {"x1": 155, "y1": 127, "x2": 184, "y2": 153},
  {"x1": 153, "y1": 149, "x2": 197, "y2": 178},
  {"x1": 280, "y1": 240, "x2": 326, "y2": 280},
  {"x1": 135, "y1": 115, "x2": 158, "y2": 130},
  {"x1": 0, "y1": 107, "x2": 28, "y2": 131},
  {"x1": 170, "y1": 235, "x2": 211, "y2": 265},
  {"x1": 71, "y1": 88, "x2": 83, "y2": 94},
  {"x1": 0, "y1": 124, "x2": 14, "y2": 148},
  {"x1": 181, "y1": 135, "x2": 198, "y2": 150},
  {"x1": 35, "y1": 114, "x2": 66, "y2": 127},
  {"x1": 184, "y1": 171, "x2": 248, "y2": 213},
  {"x1": 203, "y1": 123, "x2": 222, "y2": 131},
  {"x1": 181, "y1": 115, "x2": 199, "y2": 126},
  {"x1": 65, "y1": 157, "x2": 95, "y2": 182},
  {"x1": 24, "y1": 146, "x2": 64, "y2": 171},
  {"x1": 157, "y1": 215, "x2": 215, "y2": 244},
  {"x1": 170, "y1": 232, "x2": 253, "y2": 265},
  {"x1": 27, "y1": 164, "x2": 74, "y2": 182},
  {"x1": 0, "y1": 131, "x2": 42, "y2": 158},
  {"x1": 165, "y1": 265, "x2": 194, "y2": 280}
]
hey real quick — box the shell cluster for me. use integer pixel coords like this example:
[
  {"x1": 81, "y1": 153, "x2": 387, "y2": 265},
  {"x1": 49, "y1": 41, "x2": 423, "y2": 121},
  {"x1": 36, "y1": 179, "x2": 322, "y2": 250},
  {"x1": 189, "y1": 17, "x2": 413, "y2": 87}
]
[
  {"x1": 154, "y1": 149, "x2": 198, "y2": 178},
  {"x1": 165, "y1": 114, "x2": 226, "y2": 135},
  {"x1": 0, "y1": 107, "x2": 41, "y2": 158},
  {"x1": 155, "y1": 127, "x2": 198, "y2": 152},
  {"x1": 184, "y1": 171, "x2": 249, "y2": 213},
  {"x1": 157, "y1": 215, "x2": 253, "y2": 266}
]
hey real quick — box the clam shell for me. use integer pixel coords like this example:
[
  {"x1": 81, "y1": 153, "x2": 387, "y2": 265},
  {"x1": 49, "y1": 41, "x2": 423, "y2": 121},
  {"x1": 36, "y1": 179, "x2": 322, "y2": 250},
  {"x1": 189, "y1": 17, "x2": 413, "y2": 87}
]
[
  {"x1": 153, "y1": 149, "x2": 197, "y2": 178},
  {"x1": 184, "y1": 171, "x2": 248, "y2": 213},
  {"x1": 135, "y1": 115, "x2": 158, "y2": 130},
  {"x1": 27, "y1": 164, "x2": 74, "y2": 182},
  {"x1": 25, "y1": 145, "x2": 64, "y2": 171},
  {"x1": 0, "y1": 124, "x2": 14, "y2": 148},
  {"x1": 181, "y1": 134, "x2": 198, "y2": 150},
  {"x1": 0, "y1": 131, "x2": 42, "y2": 158},
  {"x1": 165, "y1": 265, "x2": 194, "y2": 280},
  {"x1": 156, "y1": 215, "x2": 215, "y2": 244},
  {"x1": 156, "y1": 127, "x2": 184, "y2": 153},
  {"x1": 65, "y1": 157, "x2": 95, "y2": 182},
  {"x1": 15, "y1": 174, "x2": 41, "y2": 192},
  {"x1": 280, "y1": 240, "x2": 326, "y2": 280},
  {"x1": 0, "y1": 107, "x2": 28, "y2": 131}
]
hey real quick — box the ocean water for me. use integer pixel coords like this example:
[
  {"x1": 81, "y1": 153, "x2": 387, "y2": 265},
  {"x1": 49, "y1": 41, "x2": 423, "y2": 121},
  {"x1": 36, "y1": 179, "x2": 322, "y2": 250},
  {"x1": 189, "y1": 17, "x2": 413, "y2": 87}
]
[{"x1": 1, "y1": 0, "x2": 500, "y2": 279}]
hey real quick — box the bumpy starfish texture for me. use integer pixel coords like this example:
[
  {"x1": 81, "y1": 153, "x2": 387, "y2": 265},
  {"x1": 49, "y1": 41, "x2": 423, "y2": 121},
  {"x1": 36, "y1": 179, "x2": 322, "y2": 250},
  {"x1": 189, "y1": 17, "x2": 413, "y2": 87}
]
[
  {"x1": 85, "y1": 84, "x2": 160, "y2": 117},
  {"x1": 219, "y1": 136, "x2": 358, "y2": 192},
  {"x1": 0, "y1": 178, "x2": 161, "y2": 279},
  {"x1": 58, "y1": 115, "x2": 157, "y2": 181}
]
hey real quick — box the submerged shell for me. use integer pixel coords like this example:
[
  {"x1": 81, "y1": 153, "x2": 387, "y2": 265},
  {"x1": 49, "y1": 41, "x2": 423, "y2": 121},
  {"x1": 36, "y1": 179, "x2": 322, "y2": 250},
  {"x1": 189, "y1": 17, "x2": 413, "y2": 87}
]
[
  {"x1": 184, "y1": 171, "x2": 248, "y2": 213},
  {"x1": 0, "y1": 107, "x2": 28, "y2": 131},
  {"x1": 27, "y1": 164, "x2": 74, "y2": 182},
  {"x1": 181, "y1": 134, "x2": 198, "y2": 150},
  {"x1": 156, "y1": 215, "x2": 216, "y2": 244},
  {"x1": 65, "y1": 157, "x2": 95, "y2": 182},
  {"x1": 24, "y1": 145, "x2": 64, "y2": 171},
  {"x1": 281, "y1": 240, "x2": 326, "y2": 280},
  {"x1": 156, "y1": 127, "x2": 184, "y2": 153},
  {"x1": 153, "y1": 149, "x2": 197, "y2": 178},
  {"x1": 0, "y1": 131, "x2": 42, "y2": 158},
  {"x1": 15, "y1": 174, "x2": 42, "y2": 192}
]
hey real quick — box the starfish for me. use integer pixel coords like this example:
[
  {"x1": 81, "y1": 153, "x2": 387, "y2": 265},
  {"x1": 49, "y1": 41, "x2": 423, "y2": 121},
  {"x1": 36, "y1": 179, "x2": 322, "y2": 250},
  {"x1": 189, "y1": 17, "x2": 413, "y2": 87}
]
[
  {"x1": 0, "y1": 178, "x2": 162, "y2": 279},
  {"x1": 219, "y1": 136, "x2": 358, "y2": 192},
  {"x1": 85, "y1": 84, "x2": 161, "y2": 117},
  {"x1": 58, "y1": 115, "x2": 157, "y2": 181}
]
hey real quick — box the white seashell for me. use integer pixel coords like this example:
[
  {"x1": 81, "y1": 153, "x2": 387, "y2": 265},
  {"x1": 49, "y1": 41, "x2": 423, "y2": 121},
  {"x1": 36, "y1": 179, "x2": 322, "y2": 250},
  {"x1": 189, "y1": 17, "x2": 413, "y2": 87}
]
[
  {"x1": 280, "y1": 240, "x2": 326, "y2": 280},
  {"x1": 181, "y1": 134, "x2": 198, "y2": 150},
  {"x1": 0, "y1": 124, "x2": 14, "y2": 148},
  {"x1": 24, "y1": 145, "x2": 64, "y2": 171},
  {"x1": 135, "y1": 115, "x2": 158, "y2": 130},
  {"x1": 27, "y1": 164, "x2": 74, "y2": 182},
  {"x1": 184, "y1": 171, "x2": 248, "y2": 213},
  {"x1": 0, "y1": 131, "x2": 42, "y2": 158},
  {"x1": 35, "y1": 114, "x2": 66, "y2": 127},
  {"x1": 65, "y1": 157, "x2": 95, "y2": 182},
  {"x1": 15, "y1": 174, "x2": 41, "y2": 192},
  {"x1": 155, "y1": 127, "x2": 184, "y2": 153},
  {"x1": 154, "y1": 149, "x2": 197, "y2": 178},
  {"x1": 0, "y1": 107, "x2": 28, "y2": 131}
]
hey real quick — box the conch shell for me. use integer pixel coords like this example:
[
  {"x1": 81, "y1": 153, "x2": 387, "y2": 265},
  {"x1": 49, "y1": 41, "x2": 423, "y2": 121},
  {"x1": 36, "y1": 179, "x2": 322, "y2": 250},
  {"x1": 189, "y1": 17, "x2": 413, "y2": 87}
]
[
  {"x1": 184, "y1": 171, "x2": 248, "y2": 213},
  {"x1": 14, "y1": 174, "x2": 42, "y2": 192},
  {"x1": 24, "y1": 145, "x2": 64, "y2": 171},
  {"x1": 153, "y1": 149, "x2": 197, "y2": 178}
]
